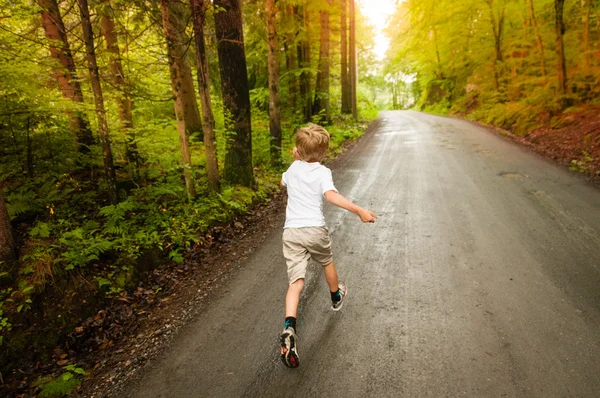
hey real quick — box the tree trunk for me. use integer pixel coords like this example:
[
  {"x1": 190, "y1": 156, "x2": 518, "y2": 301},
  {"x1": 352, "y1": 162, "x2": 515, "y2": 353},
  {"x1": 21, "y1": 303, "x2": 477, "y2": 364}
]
[
  {"x1": 265, "y1": 0, "x2": 282, "y2": 165},
  {"x1": 313, "y1": 4, "x2": 331, "y2": 123},
  {"x1": 169, "y1": 2, "x2": 204, "y2": 140},
  {"x1": 297, "y1": 6, "x2": 312, "y2": 122},
  {"x1": 432, "y1": 26, "x2": 444, "y2": 79},
  {"x1": 39, "y1": 0, "x2": 94, "y2": 153},
  {"x1": 555, "y1": 0, "x2": 567, "y2": 95},
  {"x1": 528, "y1": 0, "x2": 546, "y2": 77},
  {"x1": 78, "y1": 0, "x2": 118, "y2": 205},
  {"x1": 190, "y1": 0, "x2": 220, "y2": 193},
  {"x1": 214, "y1": 0, "x2": 254, "y2": 187},
  {"x1": 582, "y1": 0, "x2": 591, "y2": 74},
  {"x1": 349, "y1": 0, "x2": 357, "y2": 121},
  {"x1": 487, "y1": 0, "x2": 505, "y2": 90},
  {"x1": 341, "y1": 0, "x2": 351, "y2": 114},
  {"x1": 160, "y1": 0, "x2": 196, "y2": 199},
  {"x1": 0, "y1": 183, "x2": 16, "y2": 285},
  {"x1": 285, "y1": 6, "x2": 297, "y2": 111},
  {"x1": 99, "y1": 0, "x2": 139, "y2": 172}
]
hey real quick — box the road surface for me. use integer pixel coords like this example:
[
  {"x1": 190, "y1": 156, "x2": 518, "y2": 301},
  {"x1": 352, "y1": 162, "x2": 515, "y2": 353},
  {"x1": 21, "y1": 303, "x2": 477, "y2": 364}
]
[{"x1": 123, "y1": 111, "x2": 600, "y2": 397}]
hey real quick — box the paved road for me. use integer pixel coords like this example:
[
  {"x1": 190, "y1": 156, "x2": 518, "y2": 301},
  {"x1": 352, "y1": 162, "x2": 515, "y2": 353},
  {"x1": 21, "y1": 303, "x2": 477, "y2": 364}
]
[{"x1": 124, "y1": 111, "x2": 600, "y2": 397}]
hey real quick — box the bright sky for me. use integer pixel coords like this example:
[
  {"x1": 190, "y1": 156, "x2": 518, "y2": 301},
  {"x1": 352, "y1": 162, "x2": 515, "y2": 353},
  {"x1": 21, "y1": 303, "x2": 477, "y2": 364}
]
[{"x1": 359, "y1": 0, "x2": 397, "y2": 60}]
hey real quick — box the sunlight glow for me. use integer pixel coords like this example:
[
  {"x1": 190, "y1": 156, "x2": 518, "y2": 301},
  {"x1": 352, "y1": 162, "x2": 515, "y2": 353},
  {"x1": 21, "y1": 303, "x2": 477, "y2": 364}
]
[{"x1": 359, "y1": 0, "x2": 398, "y2": 60}]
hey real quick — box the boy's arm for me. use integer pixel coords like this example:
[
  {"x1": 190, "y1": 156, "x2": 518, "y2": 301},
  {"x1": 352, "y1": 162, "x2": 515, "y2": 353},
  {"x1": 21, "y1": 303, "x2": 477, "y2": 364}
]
[{"x1": 324, "y1": 190, "x2": 378, "y2": 223}]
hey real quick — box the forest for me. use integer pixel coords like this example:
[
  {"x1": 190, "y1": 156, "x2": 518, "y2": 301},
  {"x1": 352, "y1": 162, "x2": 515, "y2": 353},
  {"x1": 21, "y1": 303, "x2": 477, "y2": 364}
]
[
  {"x1": 2, "y1": 0, "x2": 600, "y2": 394},
  {"x1": 387, "y1": 0, "x2": 600, "y2": 134},
  {"x1": 0, "y1": 0, "x2": 382, "y2": 391}
]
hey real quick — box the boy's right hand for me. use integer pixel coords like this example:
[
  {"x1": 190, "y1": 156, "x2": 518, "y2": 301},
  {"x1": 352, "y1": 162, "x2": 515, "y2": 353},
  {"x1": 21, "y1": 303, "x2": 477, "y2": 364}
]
[{"x1": 358, "y1": 208, "x2": 378, "y2": 223}]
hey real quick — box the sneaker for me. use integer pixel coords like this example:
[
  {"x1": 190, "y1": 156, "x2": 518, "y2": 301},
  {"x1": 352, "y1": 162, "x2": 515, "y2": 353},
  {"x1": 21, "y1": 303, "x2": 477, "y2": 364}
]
[
  {"x1": 280, "y1": 327, "x2": 299, "y2": 368},
  {"x1": 331, "y1": 281, "x2": 348, "y2": 311}
]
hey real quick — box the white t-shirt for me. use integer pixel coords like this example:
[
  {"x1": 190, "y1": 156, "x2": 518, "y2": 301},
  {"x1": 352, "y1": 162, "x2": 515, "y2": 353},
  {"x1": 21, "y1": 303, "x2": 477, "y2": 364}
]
[{"x1": 282, "y1": 161, "x2": 338, "y2": 229}]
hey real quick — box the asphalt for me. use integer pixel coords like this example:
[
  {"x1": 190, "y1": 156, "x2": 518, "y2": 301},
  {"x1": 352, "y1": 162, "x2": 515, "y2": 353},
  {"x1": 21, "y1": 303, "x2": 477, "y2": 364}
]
[{"x1": 123, "y1": 111, "x2": 600, "y2": 397}]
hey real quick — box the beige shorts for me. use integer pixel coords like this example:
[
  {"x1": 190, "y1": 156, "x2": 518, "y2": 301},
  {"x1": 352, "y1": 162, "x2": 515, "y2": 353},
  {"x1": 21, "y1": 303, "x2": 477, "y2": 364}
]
[{"x1": 283, "y1": 226, "x2": 334, "y2": 285}]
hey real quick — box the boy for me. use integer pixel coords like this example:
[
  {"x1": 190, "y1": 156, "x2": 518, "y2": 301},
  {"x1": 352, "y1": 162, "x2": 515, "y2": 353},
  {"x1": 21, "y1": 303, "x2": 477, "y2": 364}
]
[{"x1": 280, "y1": 123, "x2": 377, "y2": 368}]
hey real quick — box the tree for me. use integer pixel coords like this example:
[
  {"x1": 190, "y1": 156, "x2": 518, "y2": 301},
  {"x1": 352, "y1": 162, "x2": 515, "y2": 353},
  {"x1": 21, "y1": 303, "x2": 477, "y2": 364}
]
[
  {"x1": 341, "y1": 0, "x2": 351, "y2": 114},
  {"x1": 285, "y1": 5, "x2": 297, "y2": 111},
  {"x1": 486, "y1": 0, "x2": 505, "y2": 90},
  {"x1": 265, "y1": 0, "x2": 282, "y2": 165},
  {"x1": 582, "y1": 0, "x2": 592, "y2": 75},
  {"x1": 313, "y1": 1, "x2": 331, "y2": 122},
  {"x1": 0, "y1": 183, "x2": 16, "y2": 285},
  {"x1": 190, "y1": 0, "x2": 220, "y2": 193},
  {"x1": 160, "y1": 0, "x2": 196, "y2": 199},
  {"x1": 555, "y1": 0, "x2": 567, "y2": 95},
  {"x1": 214, "y1": 0, "x2": 254, "y2": 187},
  {"x1": 169, "y1": 2, "x2": 204, "y2": 140},
  {"x1": 349, "y1": 0, "x2": 357, "y2": 120},
  {"x1": 78, "y1": 0, "x2": 118, "y2": 204},
  {"x1": 39, "y1": 0, "x2": 94, "y2": 153},
  {"x1": 99, "y1": 0, "x2": 139, "y2": 172},
  {"x1": 297, "y1": 5, "x2": 312, "y2": 122},
  {"x1": 527, "y1": 0, "x2": 546, "y2": 77}
]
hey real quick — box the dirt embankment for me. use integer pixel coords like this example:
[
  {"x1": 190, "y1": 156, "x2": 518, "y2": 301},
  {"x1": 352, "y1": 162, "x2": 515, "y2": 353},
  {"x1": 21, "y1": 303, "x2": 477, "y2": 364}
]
[
  {"x1": 466, "y1": 104, "x2": 600, "y2": 181},
  {"x1": 514, "y1": 106, "x2": 600, "y2": 180}
]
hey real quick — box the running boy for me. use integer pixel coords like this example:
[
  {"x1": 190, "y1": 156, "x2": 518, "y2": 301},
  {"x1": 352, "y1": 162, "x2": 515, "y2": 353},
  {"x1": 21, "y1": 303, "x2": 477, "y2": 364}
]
[{"x1": 280, "y1": 123, "x2": 377, "y2": 368}]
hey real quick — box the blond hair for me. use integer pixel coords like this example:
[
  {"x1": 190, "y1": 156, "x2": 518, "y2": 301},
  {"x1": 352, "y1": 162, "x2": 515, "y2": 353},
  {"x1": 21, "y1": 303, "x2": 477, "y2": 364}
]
[{"x1": 295, "y1": 123, "x2": 330, "y2": 162}]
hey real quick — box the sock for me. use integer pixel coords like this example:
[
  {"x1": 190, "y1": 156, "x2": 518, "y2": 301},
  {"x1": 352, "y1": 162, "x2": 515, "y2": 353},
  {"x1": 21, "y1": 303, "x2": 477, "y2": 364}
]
[
  {"x1": 331, "y1": 289, "x2": 341, "y2": 302},
  {"x1": 284, "y1": 316, "x2": 296, "y2": 331}
]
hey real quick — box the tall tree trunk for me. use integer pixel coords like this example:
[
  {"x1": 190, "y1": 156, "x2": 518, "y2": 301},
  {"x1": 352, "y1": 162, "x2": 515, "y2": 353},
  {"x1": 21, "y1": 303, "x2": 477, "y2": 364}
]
[
  {"x1": 297, "y1": 6, "x2": 312, "y2": 122},
  {"x1": 170, "y1": 2, "x2": 204, "y2": 140},
  {"x1": 265, "y1": 0, "x2": 282, "y2": 165},
  {"x1": 582, "y1": 0, "x2": 591, "y2": 74},
  {"x1": 160, "y1": 0, "x2": 196, "y2": 199},
  {"x1": 99, "y1": 0, "x2": 139, "y2": 172},
  {"x1": 555, "y1": 0, "x2": 567, "y2": 95},
  {"x1": 487, "y1": 0, "x2": 505, "y2": 90},
  {"x1": 0, "y1": 183, "x2": 16, "y2": 285},
  {"x1": 190, "y1": 0, "x2": 220, "y2": 193},
  {"x1": 39, "y1": 0, "x2": 94, "y2": 153},
  {"x1": 285, "y1": 6, "x2": 297, "y2": 111},
  {"x1": 313, "y1": 3, "x2": 331, "y2": 123},
  {"x1": 432, "y1": 26, "x2": 444, "y2": 79},
  {"x1": 528, "y1": 0, "x2": 546, "y2": 77},
  {"x1": 349, "y1": 0, "x2": 357, "y2": 120},
  {"x1": 341, "y1": 0, "x2": 351, "y2": 114},
  {"x1": 214, "y1": 0, "x2": 254, "y2": 187},
  {"x1": 78, "y1": 0, "x2": 118, "y2": 204}
]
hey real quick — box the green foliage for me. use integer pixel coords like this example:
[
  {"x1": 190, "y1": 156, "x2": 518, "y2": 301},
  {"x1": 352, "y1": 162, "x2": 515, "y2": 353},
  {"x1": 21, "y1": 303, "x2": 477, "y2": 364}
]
[
  {"x1": 35, "y1": 365, "x2": 86, "y2": 398},
  {"x1": 570, "y1": 152, "x2": 595, "y2": 173},
  {"x1": 0, "y1": 0, "x2": 381, "y2": 374},
  {"x1": 385, "y1": 0, "x2": 600, "y2": 128}
]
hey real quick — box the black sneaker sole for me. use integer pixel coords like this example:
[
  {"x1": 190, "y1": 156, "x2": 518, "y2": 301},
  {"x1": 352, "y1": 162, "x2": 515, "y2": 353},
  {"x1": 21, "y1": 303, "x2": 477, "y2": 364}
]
[{"x1": 280, "y1": 332, "x2": 299, "y2": 368}]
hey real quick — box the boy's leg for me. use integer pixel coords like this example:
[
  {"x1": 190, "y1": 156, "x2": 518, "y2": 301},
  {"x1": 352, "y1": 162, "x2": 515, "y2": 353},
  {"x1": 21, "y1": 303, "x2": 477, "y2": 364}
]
[
  {"x1": 281, "y1": 279, "x2": 304, "y2": 368},
  {"x1": 323, "y1": 261, "x2": 347, "y2": 311},
  {"x1": 322, "y1": 261, "x2": 339, "y2": 293},
  {"x1": 285, "y1": 278, "x2": 305, "y2": 318}
]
